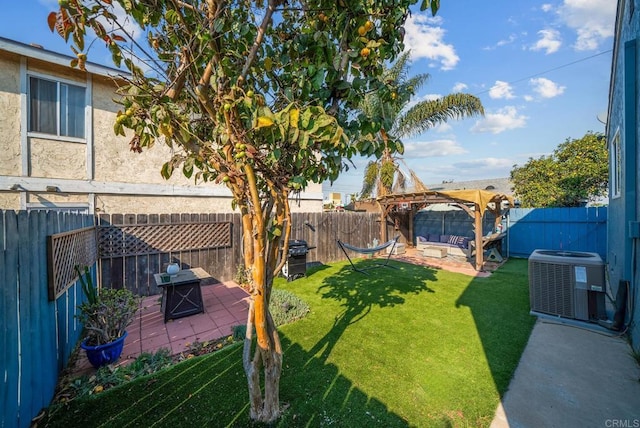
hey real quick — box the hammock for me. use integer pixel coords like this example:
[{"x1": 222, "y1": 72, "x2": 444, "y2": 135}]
[{"x1": 337, "y1": 236, "x2": 400, "y2": 274}]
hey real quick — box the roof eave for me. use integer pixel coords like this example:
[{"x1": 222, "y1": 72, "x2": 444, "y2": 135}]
[{"x1": 0, "y1": 36, "x2": 129, "y2": 79}]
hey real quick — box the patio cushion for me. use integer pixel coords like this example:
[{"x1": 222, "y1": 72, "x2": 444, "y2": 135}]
[
  {"x1": 448, "y1": 235, "x2": 470, "y2": 248},
  {"x1": 427, "y1": 234, "x2": 440, "y2": 242},
  {"x1": 439, "y1": 234, "x2": 451, "y2": 243}
]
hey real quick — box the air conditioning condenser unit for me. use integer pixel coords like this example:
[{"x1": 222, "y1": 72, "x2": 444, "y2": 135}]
[{"x1": 528, "y1": 250, "x2": 606, "y2": 322}]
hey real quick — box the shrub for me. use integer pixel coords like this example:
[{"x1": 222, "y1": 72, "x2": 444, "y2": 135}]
[{"x1": 270, "y1": 288, "x2": 310, "y2": 326}]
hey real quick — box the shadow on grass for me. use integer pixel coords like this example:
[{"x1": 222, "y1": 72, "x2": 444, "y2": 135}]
[
  {"x1": 307, "y1": 260, "x2": 436, "y2": 366},
  {"x1": 42, "y1": 335, "x2": 415, "y2": 427},
  {"x1": 455, "y1": 259, "x2": 536, "y2": 397},
  {"x1": 276, "y1": 334, "x2": 413, "y2": 427}
]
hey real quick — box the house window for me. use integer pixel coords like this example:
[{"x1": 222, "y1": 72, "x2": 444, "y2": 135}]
[
  {"x1": 611, "y1": 131, "x2": 621, "y2": 198},
  {"x1": 29, "y1": 76, "x2": 85, "y2": 139}
]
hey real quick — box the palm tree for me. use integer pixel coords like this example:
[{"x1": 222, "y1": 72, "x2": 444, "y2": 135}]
[{"x1": 359, "y1": 51, "x2": 484, "y2": 199}]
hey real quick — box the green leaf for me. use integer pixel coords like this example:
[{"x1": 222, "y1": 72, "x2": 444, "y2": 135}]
[
  {"x1": 165, "y1": 10, "x2": 179, "y2": 25},
  {"x1": 113, "y1": 122, "x2": 125, "y2": 136},
  {"x1": 183, "y1": 159, "x2": 193, "y2": 179},
  {"x1": 213, "y1": 18, "x2": 225, "y2": 33},
  {"x1": 300, "y1": 132, "x2": 309, "y2": 149},
  {"x1": 161, "y1": 162, "x2": 173, "y2": 180}
]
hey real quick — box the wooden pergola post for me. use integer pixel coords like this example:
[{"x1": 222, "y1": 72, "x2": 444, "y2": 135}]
[
  {"x1": 377, "y1": 201, "x2": 388, "y2": 243},
  {"x1": 408, "y1": 206, "x2": 414, "y2": 246},
  {"x1": 474, "y1": 204, "x2": 484, "y2": 271}
]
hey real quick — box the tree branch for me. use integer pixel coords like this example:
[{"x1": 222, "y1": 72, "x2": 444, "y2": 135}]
[{"x1": 238, "y1": 0, "x2": 280, "y2": 85}]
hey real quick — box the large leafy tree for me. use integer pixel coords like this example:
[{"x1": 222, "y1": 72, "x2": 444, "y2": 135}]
[
  {"x1": 49, "y1": 0, "x2": 442, "y2": 422},
  {"x1": 359, "y1": 51, "x2": 484, "y2": 198},
  {"x1": 510, "y1": 131, "x2": 608, "y2": 207}
]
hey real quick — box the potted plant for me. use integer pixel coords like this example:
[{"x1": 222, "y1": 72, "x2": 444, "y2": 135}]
[{"x1": 75, "y1": 266, "x2": 139, "y2": 368}]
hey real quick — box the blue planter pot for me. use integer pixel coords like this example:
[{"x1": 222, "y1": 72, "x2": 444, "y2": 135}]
[{"x1": 81, "y1": 331, "x2": 128, "y2": 368}]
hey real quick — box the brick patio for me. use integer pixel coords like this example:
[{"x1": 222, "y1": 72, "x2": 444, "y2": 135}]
[{"x1": 72, "y1": 281, "x2": 250, "y2": 376}]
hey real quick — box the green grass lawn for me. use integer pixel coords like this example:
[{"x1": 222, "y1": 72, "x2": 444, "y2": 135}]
[{"x1": 43, "y1": 258, "x2": 535, "y2": 427}]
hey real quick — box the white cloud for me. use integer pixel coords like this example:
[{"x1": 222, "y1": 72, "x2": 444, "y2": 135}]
[
  {"x1": 531, "y1": 29, "x2": 562, "y2": 54},
  {"x1": 558, "y1": 0, "x2": 616, "y2": 51},
  {"x1": 524, "y1": 95, "x2": 534, "y2": 102},
  {"x1": 403, "y1": 14, "x2": 459, "y2": 70},
  {"x1": 471, "y1": 106, "x2": 527, "y2": 134},
  {"x1": 423, "y1": 93, "x2": 442, "y2": 101},
  {"x1": 497, "y1": 34, "x2": 518, "y2": 47},
  {"x1": 489, "y1": 81, "x2": 515, "y2": 99},
  {"x1": 541, "y1": 4, "x2": 554, "y2": 12},
  {"x1": 530, "y1": 77, "x2": 566, "y2": 98},
  {"x1": 452, "y1": 82, "x2": 468, "y2": 92},
  {"x1": 453, "y1": 157, "x2": 514, "y2": 170},
  {"x1": 483, "y1": 34, "x2": 518, "y2": 51},
  {"x1": 435, "y1": 123, "x2": 452, "y2": 133},
  {"x1": 403, "y1": 139, "x2": 468, "y2": 157}
]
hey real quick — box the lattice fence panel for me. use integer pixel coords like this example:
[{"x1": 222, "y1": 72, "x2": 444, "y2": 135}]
[
  {"x1": 46, "y1": 226, "x2": 97, "y2": 300},
  {"x1": 98, "y1": 222, "x2": 232, "y2": 258}
]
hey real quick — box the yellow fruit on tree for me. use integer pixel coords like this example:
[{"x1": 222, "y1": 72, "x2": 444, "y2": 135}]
[
  {"x1": 358, "y1": 26, "x2": 367, "y2": 36},
  {"x1": 360, "y1": 47, "x2": 371, "y2": 58},
  {"x1": 364, "y1": 21, "x2": 374, "y2": 32}
]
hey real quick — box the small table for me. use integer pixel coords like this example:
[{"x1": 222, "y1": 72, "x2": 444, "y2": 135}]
[
  {"x1": 423, "y1": 246, "x2": 447, "y2": 258},
  {"x1": 153, "y1": 268, "x2": 210, "y2": 322}
]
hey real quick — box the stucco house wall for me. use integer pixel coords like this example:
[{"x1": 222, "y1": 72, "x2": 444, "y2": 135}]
[
  {"x1": 0, "y1": 53, "x2": 22, "y2": 176},
  {"x1": 0, "y1": 37, "x2": 322, "y2": 214},
  {"x1": 606, "y1": 0, "x2": 640, "y2": 350}
]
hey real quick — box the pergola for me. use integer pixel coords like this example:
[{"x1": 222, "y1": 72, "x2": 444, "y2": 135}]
[{"x1": 377, "y1": 189, "x2": 514, "y2": 271}]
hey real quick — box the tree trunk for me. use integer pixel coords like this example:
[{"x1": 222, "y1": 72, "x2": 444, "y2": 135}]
[
  {"x1": 243, "y1": 294, "x2": 283, "y2": 422},
  {"x1": 241, "y1": 190, "x2": 283, "y2": 423},
  {"x1": 239, "y1": 165, "x2": 290, "y2": 423}
]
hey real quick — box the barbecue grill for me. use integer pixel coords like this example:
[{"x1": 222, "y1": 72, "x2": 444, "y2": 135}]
[{"x1": 282, "y1": 239, "x2": 313, "y2": 281}]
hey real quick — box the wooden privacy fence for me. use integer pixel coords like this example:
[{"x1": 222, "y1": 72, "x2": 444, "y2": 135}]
[
  {"x1": 1, "y1": 210, "x2": 94, "y2": 428},
  {"x1": 97, "y1": 213, "x2": 240, "y2": 296},
  {"x1": 96, "y1": 211, "x2": 383, "y2": 296},
  {"x1": 47, "y1": 226, "x2": 97, "y2": 300}
]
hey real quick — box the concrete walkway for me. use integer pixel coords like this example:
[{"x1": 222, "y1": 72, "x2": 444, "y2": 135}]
[{"x1": 491, "y1": 318, "x2": 640, "y2": 428}]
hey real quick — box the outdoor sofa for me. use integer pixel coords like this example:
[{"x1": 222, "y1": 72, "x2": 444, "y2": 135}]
[{"x1": 415, "y1": 234, "x2": 471, "y2": 258}]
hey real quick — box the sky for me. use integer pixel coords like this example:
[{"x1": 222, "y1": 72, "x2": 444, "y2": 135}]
[{"x1": 2, "y1": 1, "x2": 617, "y2": 203}]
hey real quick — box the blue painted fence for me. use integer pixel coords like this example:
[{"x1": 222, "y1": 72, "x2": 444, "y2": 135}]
[
  {"x1": 505, "y1": 207, "x2": 607, "y2": 259},
  {"x1": 1, "y1": 210, "x2": 93, "y2": 428}
]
